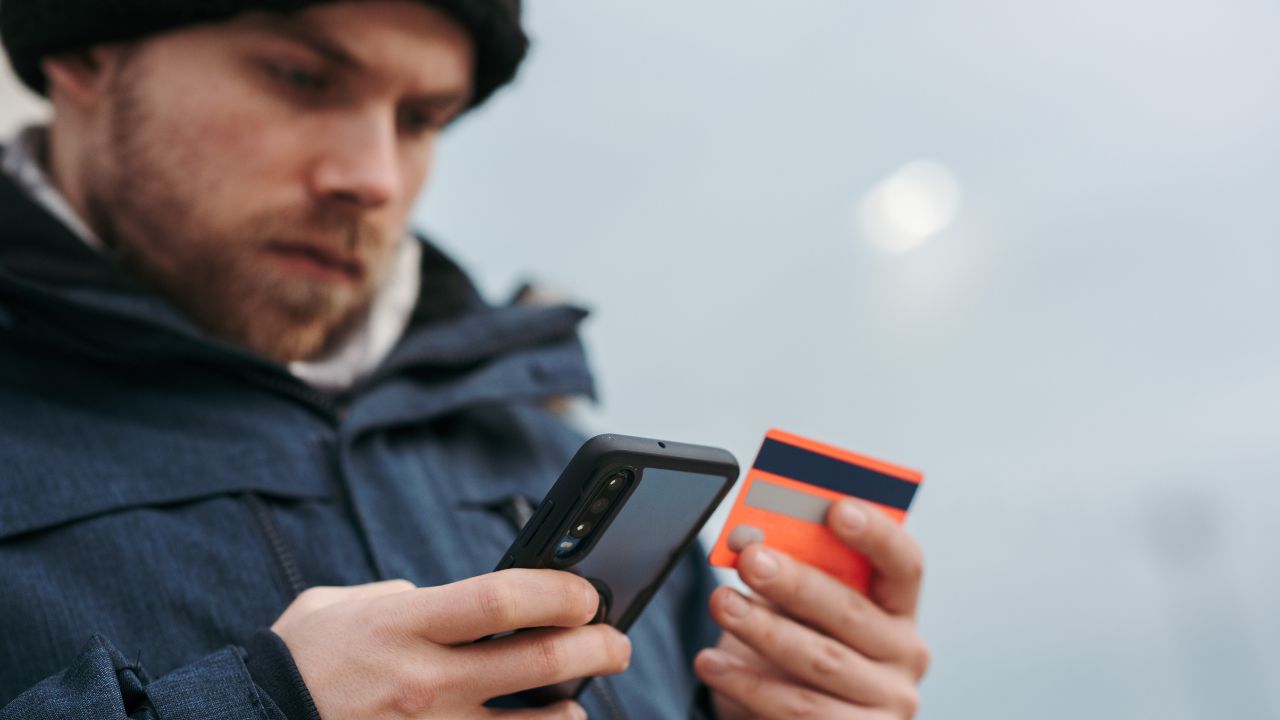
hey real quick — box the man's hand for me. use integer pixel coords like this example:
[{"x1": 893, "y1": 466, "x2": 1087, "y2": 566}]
[
  {"x1": 271, "y1": 571, "x2": 630, "y2": 719},
  {"x1": 694, "y1": 499, "x2": 929, "y2": 719}
]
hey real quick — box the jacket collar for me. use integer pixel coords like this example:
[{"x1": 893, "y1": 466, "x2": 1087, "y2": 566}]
[{"x1": 0, "y1": 168, "x2": 596, "y2": 425}]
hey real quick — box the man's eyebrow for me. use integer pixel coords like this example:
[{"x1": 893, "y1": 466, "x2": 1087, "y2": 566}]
[
  {"x1": 251, "y1": 16, "x2": 473, "y2": 108},
  {"x1": 257, "y1": 16, "x2": 364, "y2": 70}
]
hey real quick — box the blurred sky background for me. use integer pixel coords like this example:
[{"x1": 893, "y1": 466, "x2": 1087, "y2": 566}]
[{"x1": 4, "y1": 1, "x2": 1279, "y2": 717}]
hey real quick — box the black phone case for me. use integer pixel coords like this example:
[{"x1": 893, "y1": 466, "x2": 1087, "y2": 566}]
[{"x1": 493, "y1": 433, "x2": 739, "y2": 703}]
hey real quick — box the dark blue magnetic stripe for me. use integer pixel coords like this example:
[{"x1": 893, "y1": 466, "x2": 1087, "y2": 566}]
[{"x1": 753, "y1": 438, "x2": 918, "y2": 511}]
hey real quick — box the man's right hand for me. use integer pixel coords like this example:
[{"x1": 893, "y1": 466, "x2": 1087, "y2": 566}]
[{"x1": 270, "y1": 570, "x2": 630, "y2": 719}]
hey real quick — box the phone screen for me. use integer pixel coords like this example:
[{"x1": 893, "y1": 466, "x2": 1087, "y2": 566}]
[{"x1": 567, "y1": 467, "x2": 727, "y2": 626}]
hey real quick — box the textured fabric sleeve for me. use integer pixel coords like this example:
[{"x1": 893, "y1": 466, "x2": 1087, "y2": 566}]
[
  {"x1": 244, "y1": 630, "x2": 321, "y2": 720},
  {"x1": 0, "y1": 635, "x2": 286, "y2": 720}
]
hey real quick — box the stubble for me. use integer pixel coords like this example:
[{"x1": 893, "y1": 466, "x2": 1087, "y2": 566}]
[{"x1": 83, "y1": 53, "x2": 391, "y2": 364}]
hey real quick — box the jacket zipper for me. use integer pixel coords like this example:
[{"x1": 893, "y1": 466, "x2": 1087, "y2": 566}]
[{"x1": 246, "y1": 493, "x2": 307, "y2": 600}]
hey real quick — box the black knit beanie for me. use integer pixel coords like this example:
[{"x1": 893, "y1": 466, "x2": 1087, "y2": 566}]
[{"x1": 0, "y1": 0, "x2": 527, "y2": 109}]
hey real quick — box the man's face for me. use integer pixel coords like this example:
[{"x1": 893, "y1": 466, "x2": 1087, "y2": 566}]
[{"x1": 77, "y1": 1, "x2": 473, "y2": 362}]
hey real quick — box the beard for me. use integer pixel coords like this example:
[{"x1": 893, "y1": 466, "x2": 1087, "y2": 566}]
[{"x1": 81, "y1": 56, "x2": 395, "y2": 364}]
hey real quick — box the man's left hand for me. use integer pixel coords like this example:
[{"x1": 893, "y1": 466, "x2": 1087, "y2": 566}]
[{"x1": 695, "y1": 499, "x2": 929, "y2": 719}]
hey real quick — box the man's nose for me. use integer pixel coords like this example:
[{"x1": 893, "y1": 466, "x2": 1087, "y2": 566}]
[{"x1": 309, "y1": 113, "x2": 403, "y2": 211}]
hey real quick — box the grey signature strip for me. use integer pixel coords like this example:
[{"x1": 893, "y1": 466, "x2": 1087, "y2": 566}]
[{"x1": 744, "y1": 479, "x2": 832, "y2": 524}]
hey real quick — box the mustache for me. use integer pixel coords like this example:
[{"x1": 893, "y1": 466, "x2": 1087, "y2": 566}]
[{"x1": 255, "y1": 209, "x2": 387, "y2": 255}]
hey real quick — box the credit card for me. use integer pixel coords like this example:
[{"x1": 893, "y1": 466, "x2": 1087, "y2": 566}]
[{"x1": 709, "y1": 429, "x2": 923, "y2": 592}]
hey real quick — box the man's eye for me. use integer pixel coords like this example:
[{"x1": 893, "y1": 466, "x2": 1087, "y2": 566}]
[
  {"x1": 266, "y1": 63, "x2": 329, "y2": 93},
  {"x1": 399, "y1": 108, "x2": 445, "y2": 135}
]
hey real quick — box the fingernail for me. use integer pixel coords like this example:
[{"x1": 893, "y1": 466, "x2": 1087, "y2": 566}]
[
  {"x1": 559, "y1": 701, "x2": 587, "y2": 720},
  {"x1": 722, "y1": 589, "x2": 750, "y2": 618},
  {"x1": 835, "y1": 501, "x2": 867, "y2": 534},
  {"x1": 701, "y1": 648, "x2": 741, "y2": 674},
  {"x1": 727, "y1": 524, "x2": 765, "y2": 552},
  {"x1": 751, "y1": 548, "x2": 779, "y2": 580}
]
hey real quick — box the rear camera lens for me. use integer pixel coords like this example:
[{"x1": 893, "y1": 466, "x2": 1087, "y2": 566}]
[
  {"x1": 569, "y1": 520, "x2": 592, "y2": 539},
  {"x1": 605, "y1": 471, "x2": 631, "y2": 492},
  {"x1": 589, "y1": 498, "x2": 610, "y2": 514},
  {"x1": 554, "y1": 535, "x2": 581, "y2": 558}
]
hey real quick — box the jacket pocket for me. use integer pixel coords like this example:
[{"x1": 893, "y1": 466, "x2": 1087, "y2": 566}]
[{"x1": 0, "y1": 432, "x2": 336, "y2": 695}]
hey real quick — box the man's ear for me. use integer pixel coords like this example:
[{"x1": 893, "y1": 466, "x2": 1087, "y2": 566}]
[{"x1": 41, "y1": 47, "x2": 123, "y2": 110}]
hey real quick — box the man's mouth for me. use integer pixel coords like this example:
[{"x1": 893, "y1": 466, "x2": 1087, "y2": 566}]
[{"x1": 264, "y1": 241, "x2": 364, "y2": 284}]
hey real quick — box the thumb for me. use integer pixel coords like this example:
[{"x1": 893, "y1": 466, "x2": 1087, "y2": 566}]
[{"x1": 826, "y1": 499, "x2": 924, "y2": 617}]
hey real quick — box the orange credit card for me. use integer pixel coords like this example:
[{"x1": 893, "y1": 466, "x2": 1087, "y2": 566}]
[{"x1": 709, "y1": 429, "x2": 923, "y2": 593}]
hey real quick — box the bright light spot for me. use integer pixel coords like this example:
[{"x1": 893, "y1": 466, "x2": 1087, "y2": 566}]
[{"x1": 857, "y1": 160, "x2": 962, "y2": 253}]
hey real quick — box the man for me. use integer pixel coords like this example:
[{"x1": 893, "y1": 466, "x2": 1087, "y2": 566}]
[{"x1": 0, "y1": 1, "x2": 929, "y2": 718}]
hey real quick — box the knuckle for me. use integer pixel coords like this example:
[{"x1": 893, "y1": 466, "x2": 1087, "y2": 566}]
[
  {"x1": 781, "y1": 687, "x2": 825, "y2": 718},
  {"x1": 810, "y1": 638, "x2": 847, "y2": 676},
  {"x1": 477, "y1": 581, "x2": 519, "y2": 629},
  {"x1": 388, "y1": 670, "x2": 442, "y2": 715},
  {"x1": 757, "y1": 614, "x2": 786, "y2": 650},
  {"x1": 367, "y1": 612, "x2": 401, "y2": 645},
  {"x1": 532, "y1": 635, "x2": 569, "y2": 678},
  {"x1": 366, "y1": 600, "x2": 414, "y2": 646},
  {"x1": 738, "y1": 665, "x2": 767, "y2": 698},
  {"x1": 838, "y1": 598, "x2": 869, "y2": 632}
]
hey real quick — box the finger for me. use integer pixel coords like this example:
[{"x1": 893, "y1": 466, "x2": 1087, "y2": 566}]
[
  {"x1": 717, "y1": 628, "x2": 774, "y2": 673},
  {"x1": 396, "y1": 569, "x2": 601, "y2": 644},
  {"x1": 735, "y1": 544, "x2": 929, "y2": 675},
  {"x1": 709, "y1": 691, "x2": 753, "y2": 720},
  {"x1": 709, "y1": 587, "x2": 906, "y2": 707},
  {"x1": 694, "y1": 648, "x2": 878, "y2": 720},
  {"x1": 488, "y1": 699, "x2": 587, "y2": 720},
  {"x1": 457, "y1": 625, "x2": 631, "y2": 700},
  {"x1": 828, "y1": 500, "x2": 925, "y2": 617}
]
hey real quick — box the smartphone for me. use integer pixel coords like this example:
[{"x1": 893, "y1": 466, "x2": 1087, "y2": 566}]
[{"x1": 492, "y1": 433, "x2": 739, "y2": 703}]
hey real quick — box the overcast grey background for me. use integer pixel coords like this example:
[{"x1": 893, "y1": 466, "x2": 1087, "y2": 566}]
[{"x1": 4, "y1": 1, "x2": 1278, "y2": 717}]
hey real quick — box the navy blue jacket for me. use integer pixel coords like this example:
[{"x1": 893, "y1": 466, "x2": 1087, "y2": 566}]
[{"x1": 0, "y1": 171, "x2": 720, "y2": 719}]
